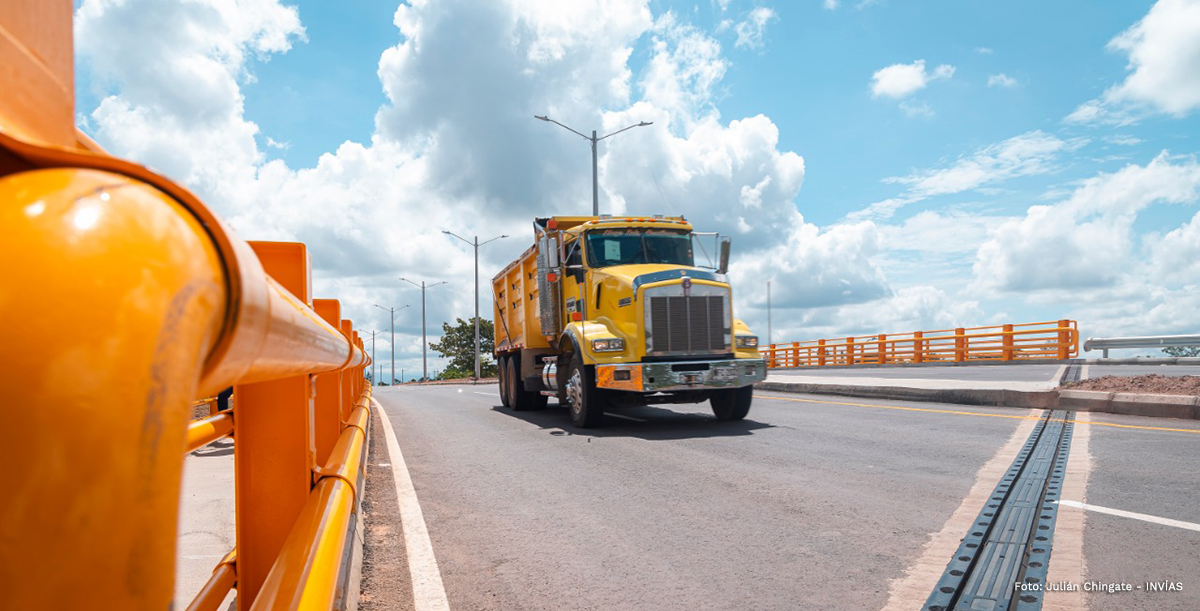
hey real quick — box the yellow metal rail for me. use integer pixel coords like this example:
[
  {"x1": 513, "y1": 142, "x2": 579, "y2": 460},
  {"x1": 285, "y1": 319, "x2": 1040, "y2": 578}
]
[
  {"x1": 763, "y1": 320, "x2": 1079, "y2": 369},
  {"x1": 0, "y1": 3, "x2": 376, "y2": 609}
]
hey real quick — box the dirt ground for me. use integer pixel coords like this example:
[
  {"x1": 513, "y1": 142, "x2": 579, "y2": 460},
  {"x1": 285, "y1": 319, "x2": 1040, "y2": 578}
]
[
  {"x1": 359, "y1": 408, "x2": 415, "y2": 611},
  {"x1": 1065, "y1": 374, "x2": 1200, "y2": 396}
]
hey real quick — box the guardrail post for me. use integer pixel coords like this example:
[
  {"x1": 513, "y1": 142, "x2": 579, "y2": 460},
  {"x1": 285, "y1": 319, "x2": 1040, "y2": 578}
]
[
  {"x1": 235, "y1": 242, "x2": 317, "y2": 610},
  {"x1": 955, "y1": 327, "x2": 966, "y2": 362},
  {"x1": 846, "y1": 337, "x2": 855, "y2": 365},
  {"x1": 914, "y1": 331, "x2": 924, "y2": 363},
  {"x1": 1002, "y1": 324, "x2": 1014, "y2": 361},
  {"x1": 818, "y1": 339, "x2": 826, "y2": 366},
  {"x1": 877, "y1": 334, "x2": 887, "y2": 364},
  {"x1": 1057, "y1": 319, "x2": 1070, "y2": 360},
  {"x1": 313, "y1": 299, "x2": 343, "y2": 466}
]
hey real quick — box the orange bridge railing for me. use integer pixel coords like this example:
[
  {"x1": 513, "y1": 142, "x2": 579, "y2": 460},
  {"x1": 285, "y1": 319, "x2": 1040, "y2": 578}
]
[{"x1": 763, "y1": 320, "x2": 1079, "y2": 369}]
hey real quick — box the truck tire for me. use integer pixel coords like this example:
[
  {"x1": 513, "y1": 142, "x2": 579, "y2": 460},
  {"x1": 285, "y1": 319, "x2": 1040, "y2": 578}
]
[
  {"x1": 710, "y1": 386, "x2": 752, "y2": 421},
  {"x1": 498, "y1": 355, "x2": 511, "y2": 408},
  {"x1": 565, "y1": 352, "x2": 604, "y2": 428},
  {"x1": 509, "y1": 354, "x2": 547, "y2": 411}
]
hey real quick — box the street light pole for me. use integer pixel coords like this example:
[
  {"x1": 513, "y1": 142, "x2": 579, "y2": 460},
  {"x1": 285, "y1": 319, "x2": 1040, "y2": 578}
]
[
  {"x1": 442, "y1": 231, "x2": 508, "y2": 381},
  {"x1": 399, "y1": 277, "x2": 448, "y2": 381},
  {"x1": 534, "y1": 115, "x2": 653, "y2": 216},
  {"x1": 374, "y1": 303, "x2": 410, "y2": 385}
]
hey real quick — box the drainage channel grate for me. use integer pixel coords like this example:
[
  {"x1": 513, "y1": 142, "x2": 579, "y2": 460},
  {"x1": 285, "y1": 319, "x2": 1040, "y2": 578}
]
[
  {"x1": 924, "y1": 409, "x2": 1075, "y2": 611},
  {"x1": 1060, "y1": 364, "x2": 1082, "y2": 385}
]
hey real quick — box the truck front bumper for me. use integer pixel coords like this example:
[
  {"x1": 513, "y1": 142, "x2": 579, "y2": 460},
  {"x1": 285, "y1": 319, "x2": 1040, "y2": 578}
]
[{"x1": 595, "y1": 358, "x2": 767, "y2": 392}]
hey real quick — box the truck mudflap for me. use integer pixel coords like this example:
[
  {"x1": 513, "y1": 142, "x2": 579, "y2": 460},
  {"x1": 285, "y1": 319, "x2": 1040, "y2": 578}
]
[{"x1": 595, "y1": 358, "x2": 766, "y2": 392}]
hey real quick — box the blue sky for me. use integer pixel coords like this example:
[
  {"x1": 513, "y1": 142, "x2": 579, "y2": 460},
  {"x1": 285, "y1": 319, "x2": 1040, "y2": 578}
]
[{"x1": 74, "y1": 0, "x2": 1200, "y2": 373}]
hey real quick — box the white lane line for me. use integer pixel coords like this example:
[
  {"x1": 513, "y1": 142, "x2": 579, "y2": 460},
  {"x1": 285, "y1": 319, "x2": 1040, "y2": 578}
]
[
  {"x1": 473, "y1": 391, "x2": 492, "y2": 396},
  {"x1": 607, "y1": 413, "x2": 646, "y2": 422},
  {"x1": 1057, "y1": 500, "x2": 1200, "y2": 533},
  {"x1": 880, "y1": 411, "x2": 1039, "y2": 611},
  {"x1": 373, "y1": 398, "x2": 452, "y2": 611}
]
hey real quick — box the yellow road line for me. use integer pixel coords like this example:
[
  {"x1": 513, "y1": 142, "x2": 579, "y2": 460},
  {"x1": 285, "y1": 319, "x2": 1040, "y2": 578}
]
[{"x1": 755, "y1": 394, "x2": 1200, "y2": 435}]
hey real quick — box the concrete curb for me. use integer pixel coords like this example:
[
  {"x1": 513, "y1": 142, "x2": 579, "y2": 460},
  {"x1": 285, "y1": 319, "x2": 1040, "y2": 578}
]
[
  {"x1": 755, "y1": 382, "x2": 1199, "y2": 420},
  {"x1": 1058, "y1": 389, "x2": 1200, "y2": 420},
  {"x1": 755, "y1": 381, "x2": 1059, "y2": 409}
]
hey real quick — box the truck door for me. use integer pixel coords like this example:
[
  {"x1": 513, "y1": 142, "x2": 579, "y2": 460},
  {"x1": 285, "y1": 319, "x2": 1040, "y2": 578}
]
[{"x1": 562, "y1": 236, "x2": 587, "y2": 322}]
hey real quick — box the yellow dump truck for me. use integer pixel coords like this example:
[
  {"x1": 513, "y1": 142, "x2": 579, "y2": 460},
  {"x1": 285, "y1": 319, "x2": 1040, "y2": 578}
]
[{"x1": 493, "y1": 215, "x2": 766, "y2": 427}]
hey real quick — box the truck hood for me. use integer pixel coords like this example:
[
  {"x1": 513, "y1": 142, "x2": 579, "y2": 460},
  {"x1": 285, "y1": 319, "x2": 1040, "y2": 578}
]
[{"x1": 592, "y1": 264, "x2": 727, "y2": 291}]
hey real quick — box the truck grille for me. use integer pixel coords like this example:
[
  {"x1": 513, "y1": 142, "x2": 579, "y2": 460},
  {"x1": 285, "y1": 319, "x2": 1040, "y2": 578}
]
[{"x1": 647, "y1": 295, "x2": 728, "y2": 355}]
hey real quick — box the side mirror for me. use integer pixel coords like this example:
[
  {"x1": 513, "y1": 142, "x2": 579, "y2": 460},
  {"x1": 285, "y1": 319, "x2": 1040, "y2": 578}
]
[
  {"x1": 570, "y1": 267, "x2": 587, "y2": 283},
  {"x1": 717, "y1": 237, "x2": 732, "y2": 274}
]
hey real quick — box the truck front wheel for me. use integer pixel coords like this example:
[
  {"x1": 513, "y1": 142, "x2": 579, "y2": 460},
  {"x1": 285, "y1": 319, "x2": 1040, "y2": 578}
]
[
  {"x1": 565, "y1": 352, "x2": 605, "y2": 428},
  {"x1": 710, "y1": 386, "x2": 753, "y2": 421}
]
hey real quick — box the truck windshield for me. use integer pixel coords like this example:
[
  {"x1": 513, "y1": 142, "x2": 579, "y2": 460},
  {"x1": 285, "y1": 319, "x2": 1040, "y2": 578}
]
[{"x1": 585, "y1": 229, "x2": 694, "y2": 268}]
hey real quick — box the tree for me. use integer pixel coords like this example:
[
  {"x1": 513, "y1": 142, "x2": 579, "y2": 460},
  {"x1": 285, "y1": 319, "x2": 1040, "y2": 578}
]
[
  {"x1": 429, "y1": 317, "x2": 498, "y2": 378},
  {"x1": 1163, "y1": 346, "x2": 1200, "y2": 357}
]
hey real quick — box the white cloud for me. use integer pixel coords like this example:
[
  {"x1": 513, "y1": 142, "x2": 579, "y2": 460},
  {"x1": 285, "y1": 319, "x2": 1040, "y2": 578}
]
[
  {"x1": 75, "y1": 0, "x2": 905, "y2": 361},
  {"x1": 1105, "y1": 134, "x2": 1143, "y2": 146},
  {"x1": 75, "y1": 0, "x2": 306, "y2": 201},
  {"x1": 733, "y1": 7, "x2": 777, "y2": 50},
  {"x1": 870, "y1": 60, "x2": 954, "y2": 99},
  {"x1": 1145, "y1": 210, "x2": 1200, "y2": 286},
  {"x1": 1066, "y1": 0, "x2": 1200, "y2": 124},
  {"x1": 732, "y1": 219, "x2": 889, "y2": 310},
  {"x1": 761, "y1": 286, "x2": 984, "y2": 344},
  {"x1": 638, "y1": 13, "x2": 728, "y2": 124},
  {"x1": 972, "y1": 152, "x2": 1200, "y2": 293},
  {"x1": 975, "y1": 47, "x2": 994, "y2": 55},
  {"x1": 987, "y1": 73, "x2": 1017, "y2": 88},
  {"x1": 850, "y1": 130, "x2": 1072, "y2": 220},
  {"x1": 823, "y1": 0, "x2": 839, "y2": 9},
  {"x1": 878, "y1": 210, "x2": 1004, "y2": 255}
]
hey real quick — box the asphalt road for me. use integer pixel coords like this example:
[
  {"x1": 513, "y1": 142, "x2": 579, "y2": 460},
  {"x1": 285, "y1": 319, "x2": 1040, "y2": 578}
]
[{"x1": 369, "y1": 384, "x2": 1200, "y2": 610}]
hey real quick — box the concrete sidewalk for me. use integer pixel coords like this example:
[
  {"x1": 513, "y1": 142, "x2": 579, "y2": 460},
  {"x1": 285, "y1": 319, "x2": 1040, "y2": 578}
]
[
  {"x1": 758, "y1": 361, "x2": 1200, "y2": 420},
  {"x1": 175, "y1": 440, "x2": 236, "y2": 610}
]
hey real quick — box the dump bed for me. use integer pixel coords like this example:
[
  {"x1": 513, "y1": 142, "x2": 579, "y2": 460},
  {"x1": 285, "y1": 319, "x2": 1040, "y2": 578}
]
[{"x1": 493, "y1": 243, "x2": 550, "y2": 354}]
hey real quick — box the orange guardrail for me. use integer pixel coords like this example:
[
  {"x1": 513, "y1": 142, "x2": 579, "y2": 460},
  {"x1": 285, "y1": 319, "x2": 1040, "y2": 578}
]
[
  {"x1": 0, "y1": 3, "x2": 376, "y2": 609},
  {"x1": 763, "y1": 320, "x2": 1079, "y2": 369}
]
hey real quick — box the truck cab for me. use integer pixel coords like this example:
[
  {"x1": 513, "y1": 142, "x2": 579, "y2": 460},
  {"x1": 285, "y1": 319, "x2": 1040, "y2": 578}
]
[{"x1": 494, "y1": 215, "x2": 766, "y2": 427}]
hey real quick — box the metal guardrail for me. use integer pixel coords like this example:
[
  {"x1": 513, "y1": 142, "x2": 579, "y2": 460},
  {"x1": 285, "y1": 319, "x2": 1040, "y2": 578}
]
[
  {"x1": 0, "y1": 8, "x2": 376, "y2": 607},
  {"x1": 1083, "y1": 334, "x2": 1200, "y2": 358},
  {"x1": 763, "y1": 320, "x2": 1078, "y2": 368}
]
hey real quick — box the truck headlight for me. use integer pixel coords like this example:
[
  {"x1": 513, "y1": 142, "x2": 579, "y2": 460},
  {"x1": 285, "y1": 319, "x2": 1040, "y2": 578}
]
[
  {"x1": 736, "y1": 335, "x2": 759, "y2": 348},
  {"x1": 591, "y1": 338, "x2": 625, "y2": 352}
]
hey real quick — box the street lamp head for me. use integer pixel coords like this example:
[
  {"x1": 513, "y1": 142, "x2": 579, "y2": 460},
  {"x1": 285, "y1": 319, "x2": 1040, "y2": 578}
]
[
  {"x1": 534, "y1": 115, "x2": 549, "y2": 121},
  {"x1": 638, "y1": 121, "x2": 653, "y2": 127}
]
